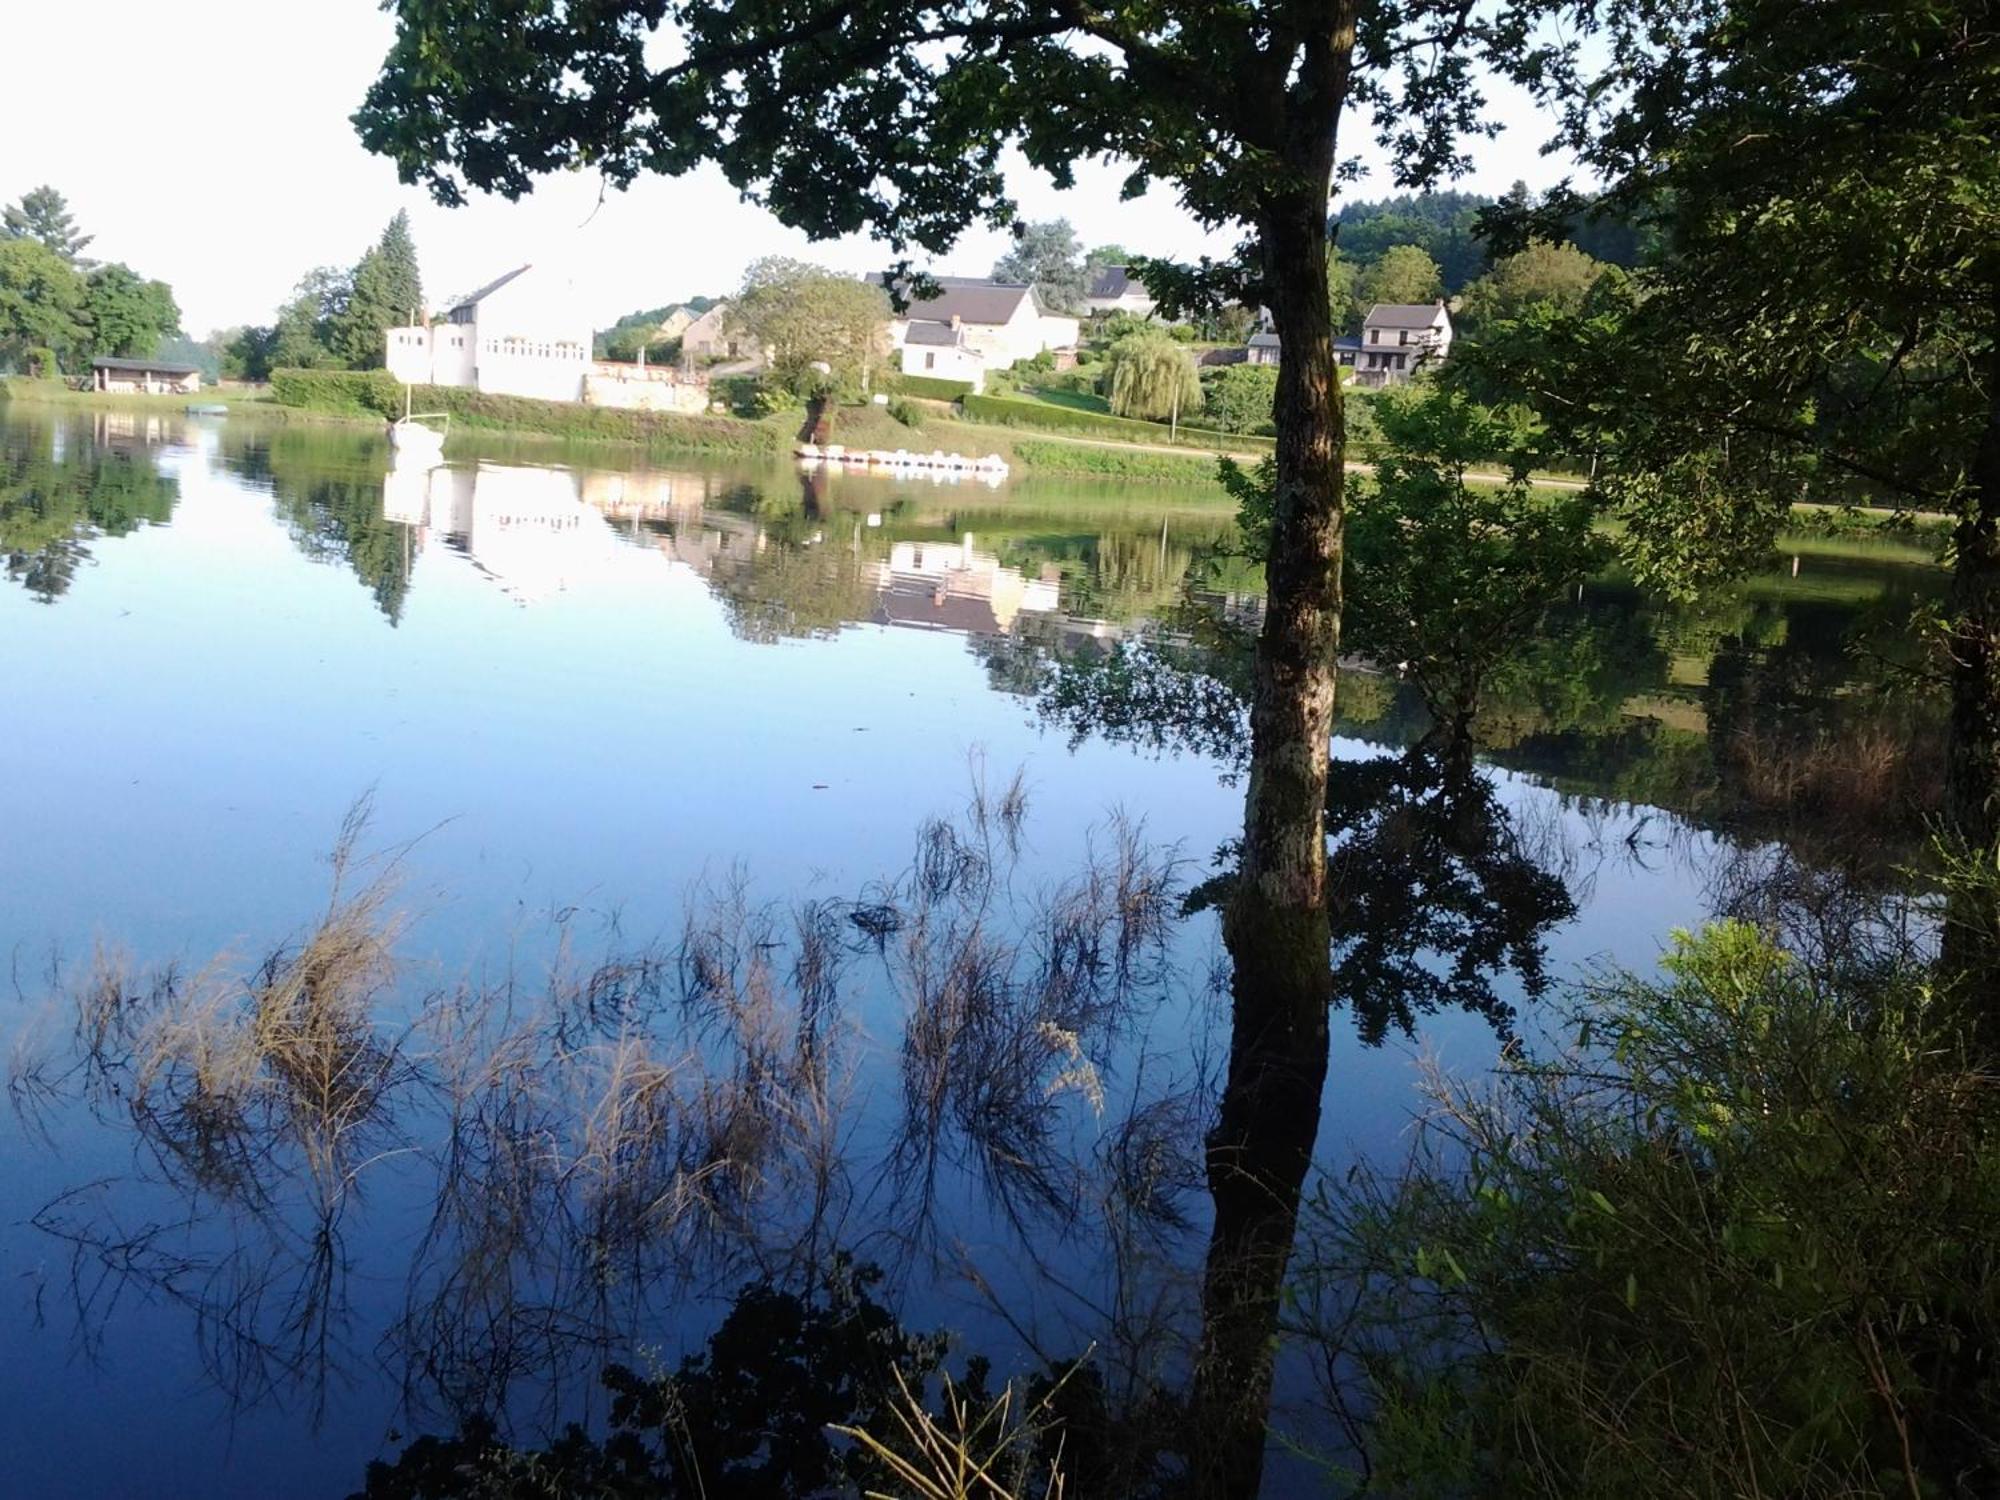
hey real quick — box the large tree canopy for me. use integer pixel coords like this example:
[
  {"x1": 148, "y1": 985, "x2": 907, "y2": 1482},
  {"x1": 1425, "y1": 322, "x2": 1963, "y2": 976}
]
[
  {"x1": 726, "y1": 257, "x2": 889, "y2": 390},
  {"x1": 0, "y1": 238, "x2": 88, "y2": 370},
  {"x1": 1467, "y1": 0, "x2": 2000, "y2": 1018},
  {"x1": 82, "y1": 263, "x2": 181, "y2": 360}
]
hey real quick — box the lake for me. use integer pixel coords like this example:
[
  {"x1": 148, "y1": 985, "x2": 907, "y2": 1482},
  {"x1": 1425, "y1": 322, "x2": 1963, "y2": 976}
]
[{"x1": 0, "y1": 401, "x2": 1946, "y2": 1496}]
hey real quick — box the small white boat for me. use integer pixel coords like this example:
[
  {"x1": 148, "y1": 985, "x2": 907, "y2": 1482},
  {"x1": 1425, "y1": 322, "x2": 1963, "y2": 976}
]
[{"x1": 389, "y1": 387, "x2": 450, "y2": 465}]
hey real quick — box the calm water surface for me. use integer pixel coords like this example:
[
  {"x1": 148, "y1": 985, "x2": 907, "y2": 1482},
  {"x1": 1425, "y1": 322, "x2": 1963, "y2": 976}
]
[{"x1": 0, "y1": 403, "x2": 1944, "y2": 1495}]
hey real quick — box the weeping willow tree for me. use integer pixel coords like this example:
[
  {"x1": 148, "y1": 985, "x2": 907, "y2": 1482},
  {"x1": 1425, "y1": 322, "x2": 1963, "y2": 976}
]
[{"x1": 1102, "y1": 330, "x2": 1203, "y2": 424}]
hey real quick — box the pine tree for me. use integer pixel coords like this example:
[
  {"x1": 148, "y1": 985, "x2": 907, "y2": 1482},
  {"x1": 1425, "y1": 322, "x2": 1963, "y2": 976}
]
[
  {"x1": 2, "y1": 186, "x2": 93, "y2": 263},
  {"x1": 331, "y1": 212, "x2": 425, "y2": 368},
  {"x1": 376, "y1": 210, "x2": 424, "y2": 324}
]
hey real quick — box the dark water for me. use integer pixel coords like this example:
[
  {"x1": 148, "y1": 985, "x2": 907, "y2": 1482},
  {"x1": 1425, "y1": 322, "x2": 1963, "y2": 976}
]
[{"x1": 0, "y1": 403, "x2": 1945, "y2": 1495}]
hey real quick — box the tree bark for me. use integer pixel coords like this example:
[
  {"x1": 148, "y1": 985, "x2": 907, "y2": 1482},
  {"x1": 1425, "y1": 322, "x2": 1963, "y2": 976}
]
[
  {"x1": 1191, "y1": 192, "x2": 1345, "y2": 1497},
  {"x1": 1943, "y1": 312, "x2": 2000, "y2": 1039}
]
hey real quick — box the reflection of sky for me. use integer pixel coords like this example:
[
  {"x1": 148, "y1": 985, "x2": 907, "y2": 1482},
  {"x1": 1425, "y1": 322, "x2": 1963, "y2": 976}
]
[{"x1": 0, "y1": 414, "x2": 1749, "y2": 1498}]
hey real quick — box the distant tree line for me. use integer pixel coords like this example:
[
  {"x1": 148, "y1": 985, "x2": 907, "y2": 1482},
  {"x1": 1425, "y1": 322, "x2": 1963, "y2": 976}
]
[
  {"x1": 219, "y1": 212, "x2": 424, "y2": 381},
  {"x1": 0, "y1": 185, "x2": 182, "y2": 377}
]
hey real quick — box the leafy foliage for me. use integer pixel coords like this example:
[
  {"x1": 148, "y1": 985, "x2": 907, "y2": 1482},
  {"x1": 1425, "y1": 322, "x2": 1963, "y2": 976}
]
[
  {"x1": 1343, "y1": 387, "x2": 1605, "y2": 738},
  {"x1": 0, "y1": 237, "x2": 88, "y2": 371},
  {"x1": 1357, "y1": 244, "x2": 1443, "y2": 310},
  {"x1": 992, "y1": 218, "x2": 1086, "y2": 312},
  {"x1": 728, "y1": 257, "x2": 890, "y2": 394},
  {"x1": 1101, "y1": 330, "x2": 1201, "y2": 423},
  {"x1": 1308, "y1": 916, "x2": 2000, "y2": 1496},
  {"x1": 1455, "y1": 241, "x2": 1610, "y2": 334},
  {"x1": 1334, "y1": 190, "x2": 1493, "y2": 291},
  {"x1": 82, "y1": 263, "x2": 180, "y2": 360},
  {"x1": 1198, "y1": 363, "x2": 1278, "y2": 435},
  {"x1": 332, "y1": 212, "x2": 425, "y2": 368},
  {"x1": 2, "y1": 185, "x2": 93, "y2": 262}
]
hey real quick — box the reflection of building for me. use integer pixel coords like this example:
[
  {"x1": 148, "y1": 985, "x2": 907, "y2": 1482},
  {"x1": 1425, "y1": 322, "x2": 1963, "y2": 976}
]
[
  {"x1": 381, "y1": 458, "x2": 1157, "y2": 644},
  {"x1": 868, "y1": 536, "x2": 1061, "y2": 635},
  {"x1": 382, "y1": 458, "x2": 639, "y2": 604}
]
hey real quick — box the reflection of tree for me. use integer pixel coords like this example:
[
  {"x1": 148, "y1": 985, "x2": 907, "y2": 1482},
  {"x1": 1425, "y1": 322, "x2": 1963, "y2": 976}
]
[
  {"x1": 274, "y1": 477, "x2": 412, "y2": 621},
  {"x1": 0, "y1": 434, "x2": 177, "y2": 601},
  {"x1": 714, "y1": 535, "x2": 879, "y2": 641},
  {"x1": 998, "y1": 528, "x2": 1214, "y2": 624},
  {"x1": 255, "y1": 428, "x2": 412, "y2": 622},
  {"x1": 1321, "y1": 748, "x2": 1578, "y2": 1044}
]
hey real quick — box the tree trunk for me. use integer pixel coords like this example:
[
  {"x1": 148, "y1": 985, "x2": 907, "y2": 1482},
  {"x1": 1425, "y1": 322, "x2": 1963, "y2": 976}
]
[
  {"x1": 1943, "y1": 320, "x2": 2000, "y2": 1039},
  {"x1": 1191, "y1": 196, "x2": 1345, "y2": 1499}
]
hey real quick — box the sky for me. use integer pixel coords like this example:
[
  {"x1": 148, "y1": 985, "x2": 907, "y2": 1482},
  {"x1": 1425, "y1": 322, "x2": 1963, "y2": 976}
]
[{"x1": 3, "y1": 1, "x2": 1576, "y2": 336}]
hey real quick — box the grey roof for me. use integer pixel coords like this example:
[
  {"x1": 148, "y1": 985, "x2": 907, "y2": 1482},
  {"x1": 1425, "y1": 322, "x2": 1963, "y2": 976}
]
[
  {"x1": 92, "y1": 356, "x2": 199, "y2": 375},
  {"x1": 1198, "y1": 346, "x2": 1247, "y2": 367},
  {"x1": 1364, "y1": 302, "x2": 1446, "y2": 329},
  {"x1": 450, "y1": 265, "x2": 531, "y2": 315},
  {"x1": 904, "y1": 319, "x2": 962, "y2": 347},
  {"x1": 1088, "y1": 265, "x2": 1135, "y2": 298},
  {"x1": 869, "y1": 273, "x2": 1035, "y2": 327},
  {"x1": 1247, "y1": 331, "x2": 1282, "y2": 349}
]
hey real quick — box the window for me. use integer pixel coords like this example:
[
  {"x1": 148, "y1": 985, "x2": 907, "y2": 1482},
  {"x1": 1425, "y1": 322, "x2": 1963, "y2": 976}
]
[
  {"x1": 925, "y1": 352, "x2": 937, "y2": 370},
  {"x1": 1399, "y1": 329, "x2": 1411, "y2": 345},
  {"x1": 1368, "y1": 328, "x2": 1379, "y2": 344},
  {"x1": 1393, "y1": 353, "x2": 1406, "y2": 370}
]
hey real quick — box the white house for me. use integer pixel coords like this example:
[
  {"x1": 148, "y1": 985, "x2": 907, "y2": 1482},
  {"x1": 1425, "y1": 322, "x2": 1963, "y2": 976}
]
[
  {"x1": 873, "y1": 276, "x2": 1081, "y2": 387},
  {"x1": 385, "y1": 265, "x2": 592, "y2": 403},
  {"x1": 1083, "y1": 265, "x2": 1156, "y2": 317},
  {"x1": 1356, "y1": 301, "x2": 1453, "y2": 386},
  {"x1": 899, "y1": 318, "x2": 993, "y2": 390}
]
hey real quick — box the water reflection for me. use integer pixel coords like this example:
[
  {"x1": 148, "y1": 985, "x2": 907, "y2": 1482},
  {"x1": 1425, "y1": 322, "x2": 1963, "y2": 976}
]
[
  {"x1": 0, "y1": 402, "x2": 1956, "y2": 1495},
  {"x1": 14, "y1": 794, "x2": 1203, "y2": 1442},
  {"x1": 0, "y1": 411, "x2": 179, "y2": 600}
]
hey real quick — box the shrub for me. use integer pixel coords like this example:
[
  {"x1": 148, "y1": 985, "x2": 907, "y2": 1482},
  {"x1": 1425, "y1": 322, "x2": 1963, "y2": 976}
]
[
  {"x1": 1198, "y1": 363, "x2": 1279, "y2": 434},
  {"x1": 887, "y1": 397, "x2": 923, "y2": 428},
  {"x1": 749, "y1": 376, "x2": 805, "y2": 416},
  {"x1": 1304, "y1": 915, "x2": 2000, "y2": 1497},
  {"x1": 708, "y1": 376, "x2": 760, "y2": 418},
  {"x1": 269, "y1": 367, "x2": 403, "y2": 416},
  {"x1": 882, "y1": 372, "x2": 976, "y2": 400},
  {"x1": 25, "y1": 347, "x2": 62, "y2": 380}
]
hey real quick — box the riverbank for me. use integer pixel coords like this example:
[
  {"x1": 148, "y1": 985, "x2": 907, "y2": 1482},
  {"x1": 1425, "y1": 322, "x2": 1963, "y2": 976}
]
[{"x1": 0, "y1": 378, "x2": 354, "y2": 425}]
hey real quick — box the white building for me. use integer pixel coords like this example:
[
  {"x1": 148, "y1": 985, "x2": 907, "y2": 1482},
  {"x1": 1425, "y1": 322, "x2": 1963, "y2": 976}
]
[
  {"x1": 1083, "y1": 265, "x2": 1156, "y2": 317},
  {"x1": 1357, "y1": 301, "x2": 1453, "y2": 386},
  {"x1": 386, "y1": 265, "x2": 592, "y2": 403},
  {"x1": 898, "y1": 318, "x2": 994, "y2": 390},
  {"x1": 873, "y1": 276, "x2": 1080, "y2": 388}
]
